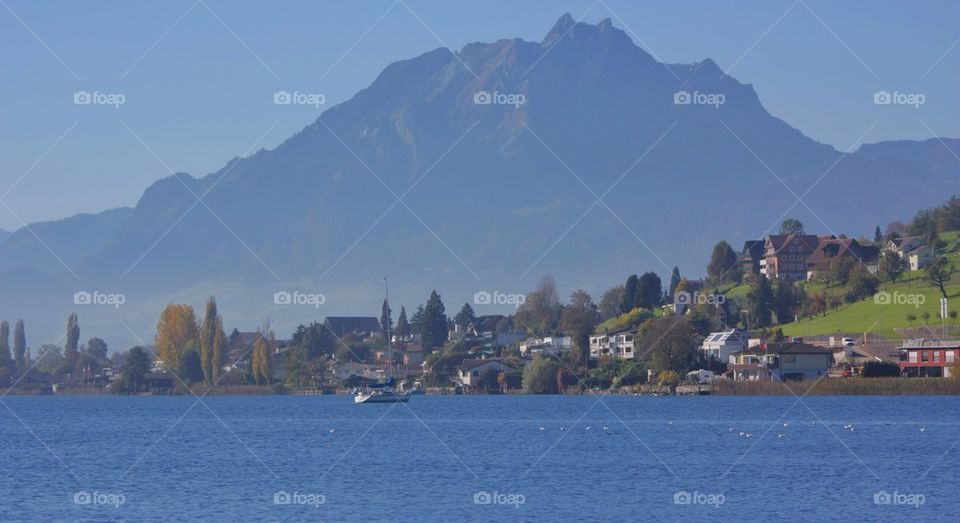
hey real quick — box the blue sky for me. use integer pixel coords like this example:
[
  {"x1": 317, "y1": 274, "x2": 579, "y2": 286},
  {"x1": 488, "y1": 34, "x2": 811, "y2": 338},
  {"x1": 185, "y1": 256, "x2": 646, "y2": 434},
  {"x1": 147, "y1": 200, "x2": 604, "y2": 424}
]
[{"x1": 1, "y1": 0, "x2": 957, "y2": 230}]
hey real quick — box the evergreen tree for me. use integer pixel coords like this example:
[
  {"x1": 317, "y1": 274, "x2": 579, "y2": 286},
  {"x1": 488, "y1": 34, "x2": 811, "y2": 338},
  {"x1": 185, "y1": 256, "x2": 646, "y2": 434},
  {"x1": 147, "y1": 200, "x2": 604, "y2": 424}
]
[
  {"x1": 62, "y1": 313, "x2": 80, "y2": 374},
  {"x1": 199, "y1": 296, "x2": 218, "y2": 384},
  {"x1": 120, "y1": 346, "x2": 151, "y2": 393},
  {"x1": 668, "y1": 267, "x2": 682, "y2": 303},
  {"x1": 421, "y1": 291, "x2": 447, "y2": 353},
  {"x1": 395, "y1": 307, "x2": 410, "y2": 339},
  {"x1": 380, "y1": 299, "x2": 393, "y2": 337},
  {"x1": 622, "y1": 274, "x2": 640, "y2": 312},
  {"x1": 707, "y1": 241, "x2": 740, "y2": 284},
  {"x1": 0, "y1": 321, "x2": 12, "y2": 373},
  {"x1": 746, "y1": 275, "x2": 775, "y2": 328},
  {"x1": 636, "y1": 272, "x2": 663, "y2": 309},
  {"x1": 10, "y1": 320, "x2": 26, "y2": 374},
  {"x1": 874, "y1": 225, "x2": 882, "y2": 243},
  {"x1": 180, "y1": 349, "x2": 205, "y2": 383},
  {"x1": 453, "y1": 303, "x2": 476, "y2": 330},
  {"x1": 411, "y1": 305, "x2": 425, "y2": 335}
]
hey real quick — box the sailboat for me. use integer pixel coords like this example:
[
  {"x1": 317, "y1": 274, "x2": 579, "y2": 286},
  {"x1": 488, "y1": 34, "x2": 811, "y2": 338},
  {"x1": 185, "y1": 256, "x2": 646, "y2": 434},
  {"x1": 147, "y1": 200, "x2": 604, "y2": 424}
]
[{"x1": 354, "y1": 277, "x2": 413, "y2": 404}]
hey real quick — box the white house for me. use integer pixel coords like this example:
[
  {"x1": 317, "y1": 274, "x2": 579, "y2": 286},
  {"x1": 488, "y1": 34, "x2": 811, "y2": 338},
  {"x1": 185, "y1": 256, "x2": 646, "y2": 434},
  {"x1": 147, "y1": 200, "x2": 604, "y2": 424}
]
[
  {"x1": 455, "y1": 359, "x2": 516, "y2": 388},
  {"x1": 589, "y1": 329, "x2": 636, "y2": 359},
  {"x1": 519, "y1": 336, "x2": 572, "y2": 357},
  {"x1": 885, "y1": 237, "x2": 934, "y2": 271},
  {"x1": 700, "y1": 329, "x2": 749, "y2": 363}
]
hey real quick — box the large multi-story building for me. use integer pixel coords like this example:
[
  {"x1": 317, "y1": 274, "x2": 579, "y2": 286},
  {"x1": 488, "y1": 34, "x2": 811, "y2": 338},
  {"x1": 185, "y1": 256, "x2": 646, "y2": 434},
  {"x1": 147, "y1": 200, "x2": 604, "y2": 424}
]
[{"x1": 759, "y1": 234, "x2": 821, "y2": 280}]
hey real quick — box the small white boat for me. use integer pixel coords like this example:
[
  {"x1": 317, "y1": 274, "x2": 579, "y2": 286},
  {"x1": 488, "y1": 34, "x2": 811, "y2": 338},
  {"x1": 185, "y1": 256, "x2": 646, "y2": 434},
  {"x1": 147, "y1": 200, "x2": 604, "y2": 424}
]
[{"x1": 354, "y1": 388, "x2": 412, "y2": 404}]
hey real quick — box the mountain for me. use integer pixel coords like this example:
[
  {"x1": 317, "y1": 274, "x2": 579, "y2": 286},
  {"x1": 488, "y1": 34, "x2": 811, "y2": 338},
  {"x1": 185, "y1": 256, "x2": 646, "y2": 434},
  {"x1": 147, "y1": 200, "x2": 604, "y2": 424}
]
[
  {"x1": 0, "y1": 227, "x2": 9, "y2": 245},
  {"x1": 0, "y1": 14, "x2": 957, "y2": 347}
]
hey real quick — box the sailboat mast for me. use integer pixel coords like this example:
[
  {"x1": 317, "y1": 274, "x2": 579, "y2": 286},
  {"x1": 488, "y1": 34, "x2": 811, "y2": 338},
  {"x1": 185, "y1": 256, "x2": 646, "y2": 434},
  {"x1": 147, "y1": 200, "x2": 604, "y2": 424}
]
[{"x1": 384, "y1": 276, "x2": 391, "y2": 377}]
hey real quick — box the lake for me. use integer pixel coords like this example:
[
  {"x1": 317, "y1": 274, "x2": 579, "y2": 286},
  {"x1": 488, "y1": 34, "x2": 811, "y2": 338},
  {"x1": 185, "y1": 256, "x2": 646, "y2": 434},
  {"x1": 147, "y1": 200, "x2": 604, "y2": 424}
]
[{"x1": 1, "y1": 395, "x2": 958, "y2": 521}]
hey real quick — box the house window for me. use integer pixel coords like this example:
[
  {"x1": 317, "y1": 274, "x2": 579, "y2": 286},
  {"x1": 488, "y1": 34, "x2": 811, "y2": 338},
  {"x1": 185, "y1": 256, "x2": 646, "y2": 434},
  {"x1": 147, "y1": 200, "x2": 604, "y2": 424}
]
[
  {"x1": 922, "y1": 351, "x2": 929, "y2": 362},
  {"x1": 934, "y1": 351, "x2": 940, "y2": 362},
  {"x1": 909, "y1": 352, "x2": 918, "y2": 363},
  {"x1": 948, "y1": 351, "x2": 956, "y2": 363}
]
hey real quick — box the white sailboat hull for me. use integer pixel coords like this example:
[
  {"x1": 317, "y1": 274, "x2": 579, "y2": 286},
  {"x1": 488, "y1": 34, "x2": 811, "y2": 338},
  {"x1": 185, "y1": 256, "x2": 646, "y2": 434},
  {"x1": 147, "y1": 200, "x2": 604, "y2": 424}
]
[{"x1": 354, "y1": 390, "x2": 412, "y2": 404}]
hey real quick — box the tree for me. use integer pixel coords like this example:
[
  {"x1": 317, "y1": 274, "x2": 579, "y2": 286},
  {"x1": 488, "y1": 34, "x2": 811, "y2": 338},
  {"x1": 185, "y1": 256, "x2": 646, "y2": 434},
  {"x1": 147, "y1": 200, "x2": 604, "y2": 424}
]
[
  {"x1": 638, "y1": 316, "x2": 699, "y2": 375},
  {"x1": 453, "y1": 303, "x2": 476, "y2": 330},
  {"x1": 707, "y1": 241, "x2": 740, "y2": 284},
  {"x1": 395, "y1": 307, "x2": 410, "y2": 339},
  {"x1": 61, "y1": 313, "x2": 80, "y2": 374},
  {"x1": 599, "y1": 286, "x2": 626, "y2": 321},
  {"x1": 522, "y1": 354, "x2": 560, "y2": 394},
  {"x1": 874, "y1": 225, "x2": 882, "y2": 243},
  {"x1": 668, "y1": 267, "x2": 682, "y2": 303},
  {"x1": 845, "y1": 268, "x2": 880, "y2": 303},
  {"x1": 119, "y1": 346, "x2": 152, "y2": 393},
  {"x1": 622, "y1": 274, "x2": 640, "y2": 312},
  {"x1": 516, "y1": 275, "x2": 562, "y2": 334},
  {"x1": 636, "y1": 272, "x2": 663, "y2": 309},
  {"x1": 13, "y1": 320, "x2": 26, "y2": 371},
  {"x1": 925, "y1": 258, "x2": 954, "y2": 299},
  {"x1": 155, "y1": 304, "x2": 199, "y2": 372},
  {"x1": 293, "y1": 321, "x2": 335, "y2": 359},
  {"x1": 560, "y1": 289, "x2": 600, "y2": 369},
  {"x1": 880, "y1": 250, "x2": 906, "y2": 283},
  {"x1": 211, "y1": 316, "x2": 226, "y2": 383},
  {"x1": 410, "y1": 305, "x2": 425, "y2": 335},
  {"x1": 745, "y1": 275, "x2": 775, "y2": 328},
  {"x1": 773, "y1": 280, "x2": 804, "y2": 325},
  {"x1": 251, "y1": 328, "x2": 274, "y2": 385},
  {"x1": 861, "y1": 360, "x2": 901, "y2": 378},
  {"x1": 780, "y1": 218, "x2": 805, "y2": 235},
  {"x1": 199, "y1": 296, "x2": 219, "y2": 384},
  {"x1": 180, "y1": 349, "x2": 205, "y2": 383},
  {"x1": 85, "y1": 337, "x2": 108, "y2": 360},
  {"x1": 421, "y1": 291, "x2": 448, "y2": 353},
  {"x1": 0, "y1": 321, "x2": 11, "y2": 372},
  {"x1": 380, "y1": 299, "x2": 393, "y2": 337}
]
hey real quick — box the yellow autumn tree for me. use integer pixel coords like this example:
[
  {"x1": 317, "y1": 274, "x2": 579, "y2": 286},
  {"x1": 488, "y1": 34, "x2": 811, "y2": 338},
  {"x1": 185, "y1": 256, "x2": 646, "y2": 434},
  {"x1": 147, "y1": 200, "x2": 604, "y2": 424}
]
[
  {"x1": 251, "y1": 326, "x2": 274, "y2": 385},
  {"x1": 155, "y1": 304, "x2": 199, "y2": 372}
]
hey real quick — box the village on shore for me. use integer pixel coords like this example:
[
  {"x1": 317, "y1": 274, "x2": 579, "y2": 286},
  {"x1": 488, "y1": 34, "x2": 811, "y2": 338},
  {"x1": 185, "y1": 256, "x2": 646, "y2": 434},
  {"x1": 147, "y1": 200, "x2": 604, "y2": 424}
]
[{"x1": 3, "y1": 198, "x2": 960, "y2": 396}]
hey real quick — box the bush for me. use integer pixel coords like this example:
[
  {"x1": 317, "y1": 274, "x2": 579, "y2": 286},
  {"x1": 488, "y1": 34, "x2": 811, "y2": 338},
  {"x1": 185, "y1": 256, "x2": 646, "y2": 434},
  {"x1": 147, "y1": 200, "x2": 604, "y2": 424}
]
[{"x1": 862, "y1": 360, "x2": 901, "y2": 378}]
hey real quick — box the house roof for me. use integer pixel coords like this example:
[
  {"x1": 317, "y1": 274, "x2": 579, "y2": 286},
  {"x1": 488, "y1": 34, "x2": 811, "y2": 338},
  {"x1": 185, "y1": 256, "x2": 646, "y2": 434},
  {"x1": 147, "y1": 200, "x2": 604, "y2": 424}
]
[
  {"x1": 762, "y1": 342, "x2": 833, "y2": 355},
  {"x1": 472, "y1": 315, "x2": 505, "y2": 332},
  {"x1": 765, "y1": 234, "x2": 821, "y2": 255},
  {"x1": 456, "y1": 358, "x2": 515, "y2": 372},
  {"x1": 807, "y1": 237, "x2": 866, "y2": 265},
  {"x1": 739, "y1": 240, "x2": 765, "y2": 261},
  {"x1": 324, "y1": 317, "x2": 381, "y2": 337}
]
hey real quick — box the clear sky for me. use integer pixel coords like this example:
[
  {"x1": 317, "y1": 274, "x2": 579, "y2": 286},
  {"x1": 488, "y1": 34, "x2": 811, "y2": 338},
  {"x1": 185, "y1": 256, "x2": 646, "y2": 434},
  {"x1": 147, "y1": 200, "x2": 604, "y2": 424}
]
[{"x1": 1, "y1": 0, "x2": 957, "y2": 230}]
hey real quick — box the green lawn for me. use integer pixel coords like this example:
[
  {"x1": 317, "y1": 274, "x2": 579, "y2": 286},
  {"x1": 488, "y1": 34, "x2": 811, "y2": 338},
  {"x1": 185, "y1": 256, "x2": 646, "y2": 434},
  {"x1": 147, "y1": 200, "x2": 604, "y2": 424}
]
[{"x1": 781, "y1": 236, "x2": 960, "y2": 339}]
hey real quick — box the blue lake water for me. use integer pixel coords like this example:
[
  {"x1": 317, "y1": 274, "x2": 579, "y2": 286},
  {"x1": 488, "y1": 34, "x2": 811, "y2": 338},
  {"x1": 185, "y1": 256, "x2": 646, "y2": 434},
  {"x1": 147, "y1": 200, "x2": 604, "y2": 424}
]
[{"x1": 1, "y1": 395, "x2": 958, "y2": 521}]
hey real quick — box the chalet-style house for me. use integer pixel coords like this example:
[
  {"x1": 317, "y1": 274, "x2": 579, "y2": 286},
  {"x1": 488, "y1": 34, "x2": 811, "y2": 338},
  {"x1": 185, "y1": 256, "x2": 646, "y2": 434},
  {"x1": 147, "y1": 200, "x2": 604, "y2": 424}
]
[
  {"x1": 805, "y1": 237, "x2": 880, "y2": 280},
  {"x1": 759, "y1": 234, "x2": 821, "y2": 280},
  {"x1": 738, "y1": 240, "x2": 766, "y2": 275}
]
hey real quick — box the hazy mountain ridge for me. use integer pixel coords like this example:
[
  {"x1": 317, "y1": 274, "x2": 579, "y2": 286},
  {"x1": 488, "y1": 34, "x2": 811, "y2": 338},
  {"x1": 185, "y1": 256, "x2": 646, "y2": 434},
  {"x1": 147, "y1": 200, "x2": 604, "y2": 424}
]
[{"x1": 0, "y1": 14, "x2": 956, "y2": 345}]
